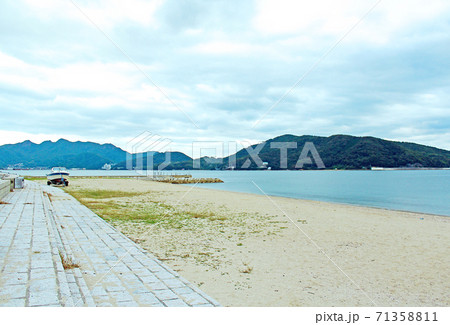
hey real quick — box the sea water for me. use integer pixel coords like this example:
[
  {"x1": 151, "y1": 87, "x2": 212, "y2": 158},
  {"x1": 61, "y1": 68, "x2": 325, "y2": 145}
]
[{"x1": 3, "y1": 169, "x2": 449, "y2": 216}]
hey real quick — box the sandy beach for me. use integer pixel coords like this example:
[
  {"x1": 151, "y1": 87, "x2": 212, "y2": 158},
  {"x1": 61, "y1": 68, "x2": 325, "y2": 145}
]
[{"x1": 63, "y1": 178, "x2": 449, "y2": 307}]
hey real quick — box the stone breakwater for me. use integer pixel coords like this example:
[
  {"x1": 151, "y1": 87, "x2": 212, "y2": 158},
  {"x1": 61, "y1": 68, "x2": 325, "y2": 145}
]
[
  {"x1": 146, "y1": 174, "x2": 224, "y2": 184},
  {"x1": 154, "y1": 177, "x2": 224, "y2": 184}
]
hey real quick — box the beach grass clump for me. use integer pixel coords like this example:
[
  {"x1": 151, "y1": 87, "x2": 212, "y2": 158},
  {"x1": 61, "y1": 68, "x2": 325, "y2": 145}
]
[
  {"x1": 240, "y1": 263, "x2": 253, "y2": 274},
  {"x1": 63, "y1": 180, "x2": 282, "y2": 272},
  {"x1": 59, "y1": 251, "x2": 80, "y2": 270},
  {"x1": 24, "y1": 176, "x2": 46, "y2": 181},
  {"x1": 70, "y1": 189, "x2": 143, "y2": 199},
  {"x1": 80, "y1": 200, "x2": 164, "y2": 224},
  {"x1": 67, "y1": 185, "x2": 232, "y2": 227},
  {"x1": 65, "y1": 189, "x2": 195, "y2": 227}
]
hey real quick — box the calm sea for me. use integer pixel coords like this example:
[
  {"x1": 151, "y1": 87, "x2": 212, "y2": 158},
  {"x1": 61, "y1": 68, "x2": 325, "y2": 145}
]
[{"x1": 3, "y1": 169, "x2": 449, "y2": 217}]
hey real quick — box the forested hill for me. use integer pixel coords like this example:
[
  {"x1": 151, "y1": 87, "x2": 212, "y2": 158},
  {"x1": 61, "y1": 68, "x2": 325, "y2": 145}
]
[
  {"x1": 0, "y1": 138, "x2": 191, "y2": 170},
  {"x1": 1, "y1": 135, "x2": 449, "y2": 170},
  {"x1": 0, "y1": 139, "x2": 127, "y2": 169},
  {"x1": 219, "y1": 134, "x2": 450, "y2": 170}
]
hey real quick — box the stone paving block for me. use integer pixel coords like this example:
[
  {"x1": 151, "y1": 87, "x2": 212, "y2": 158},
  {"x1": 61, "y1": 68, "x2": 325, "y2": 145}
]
[
  {"x1": 80, "y1": 270, "x2": 97, "y2": 277},
  {"x1": 190, "y1": 287, "x2": 220, "y2": 305},
  {"x1": 119, "y1": 254, "x2": 137, "y2": 264},
  {"x1": 115, "y1": 300, "x2": 139, "y2": 307},
  {"x1": 97, "y1": 301, "x2": 114, "y2": 307},
  {"x1": 2, "y1": 273, "x2": 28, "y2": 286},
  {"x1": 7, "y1": 249, "x2": 30, "y2": 259},
  {"x1": 133, "y1": 267, "x2": 154, "y2": 278},
  {"x1": 162, "y1": 278, "x2": 187, "y2": 289},
  {"x1": 139, "y1": 259, "x2": 162, "y2": 272},
  {"x1": 111, "y1": 264, "x2": 130, "y2": 274},
  {"x1": 118, "y1": 272, "x2": 140, "y2": 283},
  {"x1": 173, "y1": 286, "x2": 195, "y2": 296},
  {"x1": 102, "y1": 273, "x2": 121, "y2": 284},
  {"x1": 30, "y1": 259, "x2": 54, "y2": 270},
  {"x1": 128, "y1": 283, "x2": 151, "y2": 294},
  {"x1": 104, "y1": 255, "x2": 120, "y2": 263},
  {"x1": 28, "y1": 290, "x2": 60, "y2": 307},
  {"x1": 154, "y1": 270, "x2": 178, "y2": 281},
  {"x1": 65, "y1": 272, "x2": 76, "y2": 283},
  {"x1": 32, "y1": 242, "x2": 51, "y2": 253},
  {"x1": 127, "y1": 247, "x2": 144, "y2": 257},
  {"x1": 180, "y1": 292, "x2": 210, "y2": 305},
  {"x1": 2, "y1": 263, "x2": 29, "y2": 274},
  {"x1": 149, "y1": 302, "x2": 165, "y2": 307},
  {"x1": 163, "y1": 298, "x2": 189, "y2": 307},
  {"x1": 68, "y1": 281, "x2": 82, "y2": 296},
  {"x1": 92, "y1": 294, "x2": 110, "y2": 304},
  {"x1": 104, "y1": 284, "x2": 126, "y2": 293},
  {"x1": 77, "y1": 282, "x2": 96, "y2": 307},
  {"x1": 12, "y1": 239, "x2": 32, "y2": 247},
  {"x1": 0, "y1": 284, "x2": 27, "y2": 299},
  {"x1": 29, "y1": 277, "x2": 58, "y2": 293},
  {"x1": 57, "y1": 272, "x2": 74, "y2": 307},
  {"x1": 30, "y1": 267, "x2": 55, "y2": 280},
  {"x1": 108, "y1": 290, "x2": 135, "y2": 302},
  {"x1": 91, "y1": 285, "x2": 108, "y2": 297},
  {"x1": 0, "y1": 298, "x2": 26, "y2": 307},
  {"x1": 145, "y1": 280, "x2": 170, "y2": 291},
  {"x1": 31, "y1": 254, "x2": 54, "y2": 269},
  {"x1": 134, "y1": 292, "x2": 160, "y2": 305},
  {"x1": 92, "y1": 263, "x2": 112, "y2": 275},
  {"x1": 153, "y1": 289, "x2": 179, "y2": 301},
  {"x1": 192, "y1": 303, "x2": 215, "y2": 307}
]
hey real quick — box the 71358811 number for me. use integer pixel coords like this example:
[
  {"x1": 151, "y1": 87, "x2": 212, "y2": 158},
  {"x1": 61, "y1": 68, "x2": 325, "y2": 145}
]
[{"x1": 376, "y1": 311, "x2": 438, "y2": 322}]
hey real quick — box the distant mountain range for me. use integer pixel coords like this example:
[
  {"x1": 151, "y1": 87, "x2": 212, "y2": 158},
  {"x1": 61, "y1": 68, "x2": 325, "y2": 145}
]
[
  {"x1": 1, "y1": 135, "x2": 449, "y2": 170},
  {"x1": 224, "y1": 134, "x2": 450, "y2": 170},
  {"x1": 0, "y1": 139, "x2": 189, "y2": 170}
]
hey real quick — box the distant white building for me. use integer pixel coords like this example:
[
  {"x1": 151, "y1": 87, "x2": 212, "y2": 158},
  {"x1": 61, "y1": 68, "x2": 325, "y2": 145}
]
[{"x1": 101, "y1": 163, "x2": 112, "y2": 170}]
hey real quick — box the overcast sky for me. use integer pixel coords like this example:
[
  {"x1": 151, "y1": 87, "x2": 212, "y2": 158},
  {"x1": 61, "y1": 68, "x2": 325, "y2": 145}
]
[{"x1": 1, "y1": 0, "x2": 449, "y2": 156}]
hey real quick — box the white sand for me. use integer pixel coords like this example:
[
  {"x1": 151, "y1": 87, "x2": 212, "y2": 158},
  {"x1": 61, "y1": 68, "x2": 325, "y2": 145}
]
[{"x1": 67, "y1": 178, "x2": 450, "y2": 307}]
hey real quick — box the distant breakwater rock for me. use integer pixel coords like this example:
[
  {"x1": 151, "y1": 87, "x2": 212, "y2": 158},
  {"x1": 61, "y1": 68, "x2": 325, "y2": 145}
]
[
  {"x1": 155, "y1": 177, "x2": 224, "y2": 184},
  {"x1": 147, "y1": 174, "x2": 223, "y2": 184}
]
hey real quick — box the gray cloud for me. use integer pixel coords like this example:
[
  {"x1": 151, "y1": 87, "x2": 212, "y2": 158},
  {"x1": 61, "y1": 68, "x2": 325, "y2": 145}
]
[{"x1": 0, "y1": 0, "x2": 449, "y2": 152}]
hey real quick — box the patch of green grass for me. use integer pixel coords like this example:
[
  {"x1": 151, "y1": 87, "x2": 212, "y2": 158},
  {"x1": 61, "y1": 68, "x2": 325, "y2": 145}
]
[
  {"x1": 64, "y1": 186, "x2": 261, "y2": 233},
  {"x1": 24, "y1": 177, "x2": 46, "y2": 181},
  {"x1": 68, "y1": 189, "x2": 143, "y2": 199},
  {"x1": 79, "y1": 200, "x2": 163, "y2": 224}
]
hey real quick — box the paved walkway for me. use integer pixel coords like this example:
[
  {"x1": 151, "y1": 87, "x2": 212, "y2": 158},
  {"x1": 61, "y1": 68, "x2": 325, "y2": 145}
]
[{"x1": 0, "y1": 182, "x2": 220, "y2": 307}]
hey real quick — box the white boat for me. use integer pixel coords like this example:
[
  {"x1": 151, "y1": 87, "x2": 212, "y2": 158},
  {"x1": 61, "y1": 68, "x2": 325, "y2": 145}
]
[{"x1": 47, "y1": 167, "x2": 70, "y2": 186}]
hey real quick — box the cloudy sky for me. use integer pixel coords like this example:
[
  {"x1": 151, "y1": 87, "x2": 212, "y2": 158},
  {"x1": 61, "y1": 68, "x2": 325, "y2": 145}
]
[{"x1": 1, "y1": 0, "x2": 450, "y2": 156}]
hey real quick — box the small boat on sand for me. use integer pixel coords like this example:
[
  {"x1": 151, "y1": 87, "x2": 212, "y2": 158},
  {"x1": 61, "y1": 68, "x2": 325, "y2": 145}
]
[{"x1": 47, "y1": 167, "x2": 69, "y2": 186}]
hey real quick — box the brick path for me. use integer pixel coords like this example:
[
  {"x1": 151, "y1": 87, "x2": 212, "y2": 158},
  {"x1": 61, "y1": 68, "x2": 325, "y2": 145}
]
[{"x1": 0, "y1": 182, "x2": 220, "y2": 307}]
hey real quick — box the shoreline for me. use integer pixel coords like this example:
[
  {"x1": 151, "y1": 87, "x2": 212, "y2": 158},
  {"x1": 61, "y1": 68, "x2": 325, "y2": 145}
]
[
  {"x1": 186, "y1": 184, "x2": 450, "y2": 219},
  {"x1": 23, "y1": 174, "x2": 448, "y2": 217},
  {"x1": 13, "y1": 169, "x2": 450, "y2": 216},
  {"x1": 54, "y1": 178, "x2": 449, "y2": 306}
]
